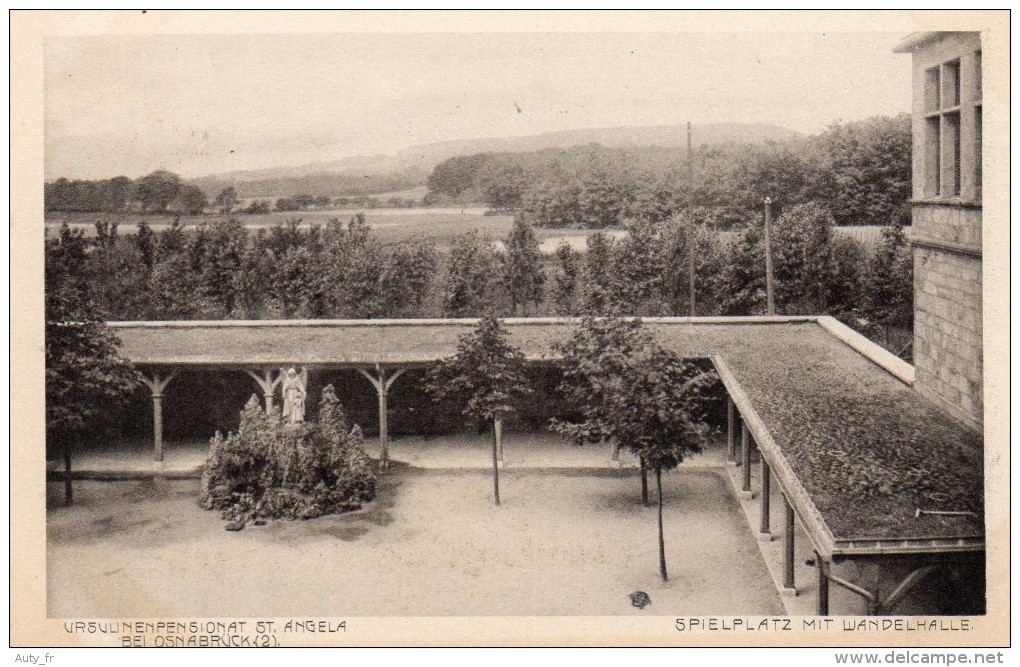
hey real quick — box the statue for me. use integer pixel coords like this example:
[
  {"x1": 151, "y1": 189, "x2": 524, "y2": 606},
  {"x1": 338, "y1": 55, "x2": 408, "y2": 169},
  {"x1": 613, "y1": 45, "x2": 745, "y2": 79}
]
[{"x1": 280, "y1": 367, "x2": 307, "y2": 424}]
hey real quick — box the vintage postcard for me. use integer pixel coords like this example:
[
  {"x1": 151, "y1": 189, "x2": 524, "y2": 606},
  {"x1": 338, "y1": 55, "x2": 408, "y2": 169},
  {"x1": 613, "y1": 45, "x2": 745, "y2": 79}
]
[{"x1": 10, "y1": 9, "x2": 1010, "y2": 650}]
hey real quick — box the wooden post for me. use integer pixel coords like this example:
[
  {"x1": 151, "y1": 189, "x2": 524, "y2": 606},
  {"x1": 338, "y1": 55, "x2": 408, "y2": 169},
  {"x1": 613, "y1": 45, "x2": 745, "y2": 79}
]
[
  {"x1": 759, "y1": 458, "x2": 771, "y2": 540},
  {"x1": 244, "y1": 368, "x2": 282, "y2": 415},
  {"x1": 152, "y1": 392, "x2": 164, "y2": 461},
  {"x1": 764, "y1": 196, "x2": 775, "y2": 316},
  {"x1": 726, "y1": 398, "x2": 736, "y2": 464},
  {"x1": 816, "y1": 552, "x2": 830, "y2": 616},
  {"x1": 140, "y1": 371, "x2": 178, "y2": 463},
  {"x1": 740, "y1": 419, "x2": 752, "y2": 498},
  {"x1": 783, "y1": 495, "x2": 797, "y2": 595},
  {"x1": 378, "y1": 371, "x2": 388, "y2": 466},
  {"x1": 358, "y1": 366, "x2": 405, "y2": 471}
]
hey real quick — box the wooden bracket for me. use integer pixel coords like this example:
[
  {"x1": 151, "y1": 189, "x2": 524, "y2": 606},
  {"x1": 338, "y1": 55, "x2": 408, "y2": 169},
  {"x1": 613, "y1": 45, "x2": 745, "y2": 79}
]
[
  {"x1": 140, "y1": 370, "x2": 178, "y2": 397},
  {"x1": 244, "y1": 367, "x2": 283, "y2": 394}
]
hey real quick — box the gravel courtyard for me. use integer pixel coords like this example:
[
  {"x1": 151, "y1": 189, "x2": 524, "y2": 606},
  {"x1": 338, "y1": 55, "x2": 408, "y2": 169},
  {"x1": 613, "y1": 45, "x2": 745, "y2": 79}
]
[{"x1": 47, "y1": 467, "x2": 784, "y2": 617}]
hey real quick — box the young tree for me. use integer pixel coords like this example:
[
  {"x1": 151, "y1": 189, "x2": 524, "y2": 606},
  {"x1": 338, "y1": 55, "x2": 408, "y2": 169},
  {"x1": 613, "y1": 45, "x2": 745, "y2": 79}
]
[
  {"x1": 717, "y1": 220, "x2": 767, "y2": 315},
  {"x1": 770, "y1": 202, "x2": 838, "y2": 314},
  {"x1": 502, "y1": 217, "x2": 545, "y2": 315},
  {"x1": 661, "y1": 210, "x2": 728, "y2": 316},
  {"x1": 320, "y1": 215, "x2": 385, "y2": 318},
  {"x1": 554, "y1": 317, "x2": 715, "y2": 581},
  {"x1": 85, "y1": 222, "x2": 150, "y2": 320},
  {"x1": 425, "y1": 317, "x2": 532, "y2": 505},
  {"x1": 552, "y1": 241, "x2": 581, "y2": 315},
  {"x1": 45, "y1": 287, "x2": 140, "y2": 504},
  {"x1": 379, "y1": 238, "x2": 439, "y2": 317},
  {"x1": 611, "y1": 220, "x2": 668, "y2": 315},
  {"x1": 442, "y1": 229, "x2": 503, "y2": 317},
  {"x1": 580, "y1": 231, "x2": 616, "y2": 315},
  {"x1": 864, "y1": 219, "x2": 913, "y2": 346},
  {"x1": 200, "y1": 217, "x2": 250, "y2": 317}
]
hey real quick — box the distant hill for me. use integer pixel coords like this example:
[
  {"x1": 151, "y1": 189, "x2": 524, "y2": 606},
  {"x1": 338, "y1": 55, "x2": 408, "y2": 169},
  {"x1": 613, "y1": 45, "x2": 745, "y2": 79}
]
[{"x1": 191, "y1": 122, "x2": 799, "y2": 199}]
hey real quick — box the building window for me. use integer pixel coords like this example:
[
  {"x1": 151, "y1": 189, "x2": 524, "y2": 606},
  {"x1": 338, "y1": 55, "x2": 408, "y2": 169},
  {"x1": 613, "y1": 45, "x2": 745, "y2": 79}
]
[
  {"x1": 974, "y1": 105, "x2": 982, "y2": 196},
  {"x1": 924, "y1": 59, "x2": 963, "y2": 198},
  {"x1": 925, "y1": 116, "x2": 941, "y2": 195},
  {"x1": 944, "y1": 111, "x2": 961, "y2": 196},
  {"x1": 974, "y1": 50, "x2": 982, "y2": 197},
  {"x1": 975, "y1": 50, "x2": 982, "y2": 99}
]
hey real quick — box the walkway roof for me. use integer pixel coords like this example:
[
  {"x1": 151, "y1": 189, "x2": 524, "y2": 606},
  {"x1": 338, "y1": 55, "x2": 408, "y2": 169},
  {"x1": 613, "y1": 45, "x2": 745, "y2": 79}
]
[{"x1": 109, "y1": 316, "x2": 983, "y2": 560}]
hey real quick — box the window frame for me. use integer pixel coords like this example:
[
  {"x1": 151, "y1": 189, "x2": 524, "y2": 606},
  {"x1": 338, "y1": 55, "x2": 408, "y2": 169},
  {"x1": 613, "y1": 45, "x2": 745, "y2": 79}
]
[{"x1": 923, "y1": 59, "x2": 963, "y2": 199}]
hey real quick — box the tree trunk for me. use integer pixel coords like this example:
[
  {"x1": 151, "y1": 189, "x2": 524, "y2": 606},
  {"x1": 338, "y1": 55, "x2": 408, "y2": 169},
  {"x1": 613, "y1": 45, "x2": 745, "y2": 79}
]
[
  {"x1": 495, "y1": 416, "x2": 503, "y2": 463},
  {"x1": 657, "y1": 466, "x2": 667, "y2": 582},
  {"x1": 640, "y1": 457, "x2": 649, "y2": 507},
  {"x1": 63, "y1": 440, "x2": 73, "y2": 506},
  {"x1": 491, "y1": 420, "x2": 501, "y2": 506}
]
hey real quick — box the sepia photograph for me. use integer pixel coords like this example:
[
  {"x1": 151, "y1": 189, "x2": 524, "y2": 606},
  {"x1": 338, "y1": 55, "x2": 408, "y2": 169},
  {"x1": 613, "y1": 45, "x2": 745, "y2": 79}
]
[{"x1": 10, "y1": 9, "x2": 1010, "y2": 650}]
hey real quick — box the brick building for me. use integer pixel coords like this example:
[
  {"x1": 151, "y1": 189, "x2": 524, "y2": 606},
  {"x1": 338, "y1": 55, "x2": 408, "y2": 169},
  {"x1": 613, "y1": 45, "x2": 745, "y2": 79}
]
[{"x1": 894, "y1": 32, "x2": 983, "y2": 430}]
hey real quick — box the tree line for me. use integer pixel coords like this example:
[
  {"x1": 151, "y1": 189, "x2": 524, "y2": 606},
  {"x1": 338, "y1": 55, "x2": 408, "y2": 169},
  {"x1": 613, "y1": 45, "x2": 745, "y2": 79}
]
[
  {"x1": 45, "y1": 207, "x2": 912, "y2": 348},
  {"x1": 426, "y1": 114, "x2": 911, "y2": 229},
  {"x1": 46, "y1": 173, "x2": 427, "y2": 217},
  {"x1": 45, "y1": 170, "x2": 208, "y2": 215}
]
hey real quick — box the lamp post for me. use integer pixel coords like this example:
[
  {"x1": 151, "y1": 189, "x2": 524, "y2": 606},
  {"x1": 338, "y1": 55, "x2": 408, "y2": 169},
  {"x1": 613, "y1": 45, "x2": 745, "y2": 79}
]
[{"x1": 764, "y1": 196, "x2": 775, "y2": 316}]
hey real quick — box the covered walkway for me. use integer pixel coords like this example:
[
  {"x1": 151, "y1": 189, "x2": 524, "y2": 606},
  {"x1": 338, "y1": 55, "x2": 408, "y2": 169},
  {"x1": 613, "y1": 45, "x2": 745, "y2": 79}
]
[{"x1": 98, "y1": 315, "x2": 984, "y2": 615}]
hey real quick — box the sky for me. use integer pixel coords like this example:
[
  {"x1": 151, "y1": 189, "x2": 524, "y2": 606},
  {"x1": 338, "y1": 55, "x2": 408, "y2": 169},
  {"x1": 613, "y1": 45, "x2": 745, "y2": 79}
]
[{"x1": 44, "y1": 31, "x2": 912, "y2": 181}]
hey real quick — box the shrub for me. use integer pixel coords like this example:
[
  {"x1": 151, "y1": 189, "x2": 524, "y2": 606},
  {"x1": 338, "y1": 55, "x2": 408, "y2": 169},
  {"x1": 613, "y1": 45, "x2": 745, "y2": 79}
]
[{"x1": 199, "y1": 386, "x2": 376, "y2": 524}]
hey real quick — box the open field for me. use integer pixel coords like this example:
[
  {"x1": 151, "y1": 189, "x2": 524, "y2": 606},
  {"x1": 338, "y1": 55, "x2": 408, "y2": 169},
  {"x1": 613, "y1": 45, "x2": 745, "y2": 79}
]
[
  {"x1": 47, "y1": 467, "x2": 784, "y2": 618},
  {"x1": 44, "y1": 209, "x2": 625, "y2": 252},
  {"x1": 45, "y1": 209, "x2": 900, "y2": 253},
  {"x1": 45, "y1": 208, "x2": 502, "y2": 247}
]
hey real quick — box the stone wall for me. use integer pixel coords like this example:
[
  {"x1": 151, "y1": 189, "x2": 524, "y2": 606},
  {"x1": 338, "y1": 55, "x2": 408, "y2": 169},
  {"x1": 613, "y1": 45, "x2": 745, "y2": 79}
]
[
  {"x1": 904, "y1": 32, "x2": 984, "y2": 430},
  {"x1": 912, "y1": 205, "x2": 982, "y2": 427},
  {"x1": 911, "y1": 202, "x2": 982, "y2": 249}
]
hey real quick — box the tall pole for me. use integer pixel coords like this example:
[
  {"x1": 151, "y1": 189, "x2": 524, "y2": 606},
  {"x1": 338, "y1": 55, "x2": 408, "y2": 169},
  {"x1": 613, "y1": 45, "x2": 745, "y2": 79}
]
[
  {"x1": 687, "y1": 216, "x2": 696, "y2": 316},
  {"x1": 687, "y1": 121, "x2": 696, "y2": 316},
  {"x1": 764, "y1": 196, "x2": 775, "y2": 315}
]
